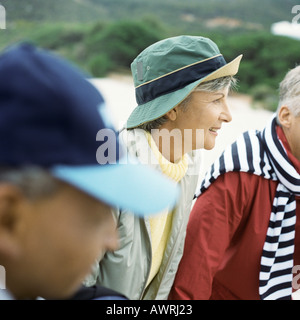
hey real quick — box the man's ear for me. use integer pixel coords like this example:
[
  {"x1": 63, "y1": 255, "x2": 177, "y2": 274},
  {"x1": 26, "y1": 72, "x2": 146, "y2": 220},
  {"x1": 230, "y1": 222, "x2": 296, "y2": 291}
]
[
  {"x1": 278, "y1": 105, "x2": 292, "y2": 129},
  {"x1": 165, "y1": 108, "x2": 177, "y2": 121},
  {"x1": 0, "y1": 184, "x2": 23, "y2": 259}
]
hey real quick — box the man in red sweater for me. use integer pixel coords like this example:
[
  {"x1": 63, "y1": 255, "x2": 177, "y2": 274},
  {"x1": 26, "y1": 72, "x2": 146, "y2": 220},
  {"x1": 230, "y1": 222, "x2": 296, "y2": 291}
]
[{"x1": 169, "y1": 66, "x2": 300, "y2": 300}]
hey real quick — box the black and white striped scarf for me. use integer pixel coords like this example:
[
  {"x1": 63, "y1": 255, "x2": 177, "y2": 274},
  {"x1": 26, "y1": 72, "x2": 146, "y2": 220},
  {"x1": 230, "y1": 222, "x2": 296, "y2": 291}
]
[{"x1": 195, "y1": 114, "x2": 300, "y2": 300}]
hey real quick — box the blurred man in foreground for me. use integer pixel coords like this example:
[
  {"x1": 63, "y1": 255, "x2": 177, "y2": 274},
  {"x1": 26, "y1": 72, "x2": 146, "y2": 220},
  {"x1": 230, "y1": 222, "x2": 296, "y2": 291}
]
[{"x1": 0, "y1": 43, "x2": 179, "y2": 300}]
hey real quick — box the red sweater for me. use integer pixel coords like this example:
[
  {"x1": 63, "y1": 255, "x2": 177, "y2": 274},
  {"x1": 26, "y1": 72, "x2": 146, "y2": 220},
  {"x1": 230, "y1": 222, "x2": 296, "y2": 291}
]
[{"x1": 169, "y1": 127, "x2": 300, "y2": 300}]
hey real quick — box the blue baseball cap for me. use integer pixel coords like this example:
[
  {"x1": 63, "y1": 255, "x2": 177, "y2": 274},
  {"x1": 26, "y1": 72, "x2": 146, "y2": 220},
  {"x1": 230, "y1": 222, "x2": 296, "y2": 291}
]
[{"x1": 0, "y1": 43, "x2": 179, "y2": 215}]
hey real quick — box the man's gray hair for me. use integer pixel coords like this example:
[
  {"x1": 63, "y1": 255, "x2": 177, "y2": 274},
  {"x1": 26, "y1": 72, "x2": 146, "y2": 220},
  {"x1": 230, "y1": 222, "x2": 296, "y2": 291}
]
[
  {"x1": 277, "y1": 65, "x2": 300, "y2": 117},
  {"x1": 0, "y1": 167, "x2": 59, "y2": 199},
  {"x1": 134, "y1": 75, "x2": 236, "y2": 132}
]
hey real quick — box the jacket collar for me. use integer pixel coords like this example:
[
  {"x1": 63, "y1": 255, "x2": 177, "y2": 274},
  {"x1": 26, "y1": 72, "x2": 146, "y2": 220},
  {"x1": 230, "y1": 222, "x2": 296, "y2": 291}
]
[{"x1": 120, "y1": 128, "x2": 199, "y2": 177}]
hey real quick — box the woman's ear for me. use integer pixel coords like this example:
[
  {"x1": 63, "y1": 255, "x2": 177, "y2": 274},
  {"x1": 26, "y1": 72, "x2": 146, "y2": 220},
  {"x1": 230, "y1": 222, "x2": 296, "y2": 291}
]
[
  {"x1": 278, "y1": 105, "x2": 292, "y2": 129},
  {"x1": 165, "y1": 108, "x2": 177, "y2": 121},
  {"x1": 0, "y1": 184, "x2": 23, "y2": 259}
]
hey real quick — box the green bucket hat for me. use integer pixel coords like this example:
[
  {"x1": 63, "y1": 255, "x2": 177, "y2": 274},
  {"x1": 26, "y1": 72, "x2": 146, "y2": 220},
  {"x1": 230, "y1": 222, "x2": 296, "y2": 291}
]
[{"x1": 126, "y1": 35, "x2": 242, "y2": 129}]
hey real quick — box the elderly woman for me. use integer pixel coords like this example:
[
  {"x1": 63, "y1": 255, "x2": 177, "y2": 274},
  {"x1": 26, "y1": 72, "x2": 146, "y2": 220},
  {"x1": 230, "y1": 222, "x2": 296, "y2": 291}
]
[{"x1": 90, "y1": 35, "x2": 242, "y2": 300}]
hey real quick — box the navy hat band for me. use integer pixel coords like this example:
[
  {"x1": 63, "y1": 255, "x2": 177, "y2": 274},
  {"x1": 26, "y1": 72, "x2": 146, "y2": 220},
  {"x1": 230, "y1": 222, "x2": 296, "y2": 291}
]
[{"x1": 135, "y1": 55, "x2": 226, "y2": 105}]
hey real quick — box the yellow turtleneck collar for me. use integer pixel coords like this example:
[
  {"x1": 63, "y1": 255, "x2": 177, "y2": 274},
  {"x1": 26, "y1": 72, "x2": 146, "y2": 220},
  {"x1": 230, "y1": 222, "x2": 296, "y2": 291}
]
[{"x1": 144, "y1": 131, "x2": 188, "y2": 182}]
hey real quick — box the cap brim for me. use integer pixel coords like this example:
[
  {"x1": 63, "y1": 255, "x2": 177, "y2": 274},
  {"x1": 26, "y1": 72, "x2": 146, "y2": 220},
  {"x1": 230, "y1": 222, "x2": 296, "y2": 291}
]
[
  {"x1": 126, "y1": 54, "x2": 243, "y2": 129},
  {"x1": 50, "y1": 158, "x2": 180, "y2": 216},
  {"x1": 201, "y1": 54, "x2": 242, "y2": 83}
]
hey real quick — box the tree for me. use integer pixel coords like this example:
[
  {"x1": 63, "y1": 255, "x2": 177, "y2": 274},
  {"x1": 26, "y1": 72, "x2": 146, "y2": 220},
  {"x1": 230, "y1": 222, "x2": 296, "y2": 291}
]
[{"x1": 86, "y1": 20, "x2": 163, "y2": 74}]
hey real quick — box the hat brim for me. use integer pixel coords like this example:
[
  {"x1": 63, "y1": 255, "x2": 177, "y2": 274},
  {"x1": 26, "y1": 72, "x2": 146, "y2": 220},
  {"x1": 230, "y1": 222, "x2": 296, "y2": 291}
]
[
  {"x1": 126, "y1": 54, "x2": 243, "y2": 129},
  {"x1": 50, "y1": 157, "x2": 179, "y2": 216}
]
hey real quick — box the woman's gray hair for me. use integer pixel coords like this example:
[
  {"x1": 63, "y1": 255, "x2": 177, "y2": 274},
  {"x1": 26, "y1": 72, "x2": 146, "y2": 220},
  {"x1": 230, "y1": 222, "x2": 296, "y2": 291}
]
[
  {"x1": 134, "y1": 75, "x2": 236, "y2": 132},
  {"x1": 0, "y1": 167, "x2": 59, "y2": 199},
  {"x1": 277, "y1": 65, "x2": 300, "y2": 118}
]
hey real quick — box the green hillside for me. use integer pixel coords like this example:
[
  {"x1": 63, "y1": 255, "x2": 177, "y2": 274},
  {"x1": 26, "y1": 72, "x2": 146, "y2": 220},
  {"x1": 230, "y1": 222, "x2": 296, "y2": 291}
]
[
  {"x1": 0, "y1": 0, "x2": 299, "y2": 111},
  {"x1": 0, "y1": 0, "x2": 103, "y2": 23},
  {"x1": 1, "y1": 0, "x2": 298, "y2": 30},
  {"x1": 88, "y1": 0, "x2": 298, "y2": 31}
]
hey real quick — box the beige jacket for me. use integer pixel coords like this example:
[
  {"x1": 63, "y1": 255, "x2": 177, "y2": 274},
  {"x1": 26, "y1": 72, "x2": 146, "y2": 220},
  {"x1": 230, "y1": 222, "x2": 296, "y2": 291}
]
[{"x1": 85, "y1": 129, "x2": 201, "y2": 300}]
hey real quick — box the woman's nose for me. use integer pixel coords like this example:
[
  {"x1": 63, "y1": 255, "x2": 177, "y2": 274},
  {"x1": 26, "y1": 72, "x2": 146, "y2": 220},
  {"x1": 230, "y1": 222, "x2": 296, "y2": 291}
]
[{"x1": 220, "y1": 100, "x2": 232, "y2": 123}]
